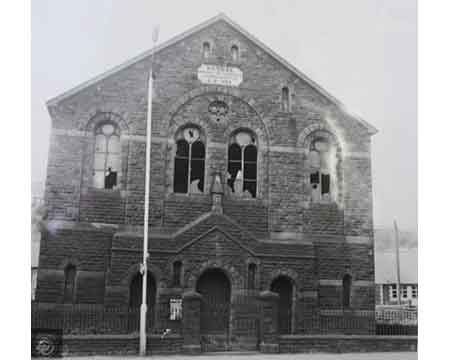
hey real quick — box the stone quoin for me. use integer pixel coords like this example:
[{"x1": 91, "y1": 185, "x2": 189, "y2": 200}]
[{"x1": 36, "y1": 13, "x2": 377, "y2": 353}]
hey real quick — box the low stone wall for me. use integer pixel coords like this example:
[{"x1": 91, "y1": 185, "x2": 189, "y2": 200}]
[
  {"x1": 60, "y1": 334, "x2": 182, "y2": 356},
  {"x1": 278, "y1": 335, "x2": 417, "y2": 353}
]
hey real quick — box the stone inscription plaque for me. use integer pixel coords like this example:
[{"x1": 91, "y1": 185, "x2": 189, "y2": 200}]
[{"x1": 197, "y1": 64, "x2": 243, "y2": 87}]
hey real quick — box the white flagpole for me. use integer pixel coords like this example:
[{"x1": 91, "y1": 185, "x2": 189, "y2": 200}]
[{"x1": 140, "y1": 25, "x2": 159, "y2": 357}]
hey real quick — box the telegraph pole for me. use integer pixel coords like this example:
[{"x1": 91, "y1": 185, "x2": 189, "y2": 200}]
[
  {"x1": 394, "y1": 220, "x2": 401, "y2": 306},
  {"x1": 140, "y1": 25, "x2": 159, "y2": 357}
]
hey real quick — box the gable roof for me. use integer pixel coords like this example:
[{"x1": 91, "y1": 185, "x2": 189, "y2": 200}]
[{"x1": 46, "y1": 13, "x2": 377, "y2": 135}]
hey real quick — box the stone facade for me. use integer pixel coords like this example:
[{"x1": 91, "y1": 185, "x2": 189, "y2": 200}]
[{"x1": 35, "y1": 14, "x2": 377, "y2": 352}]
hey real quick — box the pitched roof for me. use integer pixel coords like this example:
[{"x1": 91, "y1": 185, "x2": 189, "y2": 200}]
[
  {"x1": 46, "y1": 13, "x2": 377, "y2": 135},
  {"x1": 375, "y1": 248, "x2": 418, "y2": 284}
]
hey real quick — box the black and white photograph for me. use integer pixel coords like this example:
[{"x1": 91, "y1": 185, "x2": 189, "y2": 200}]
[{"x1": 22, "y1": 0, "x2": 422, "y2": 358}]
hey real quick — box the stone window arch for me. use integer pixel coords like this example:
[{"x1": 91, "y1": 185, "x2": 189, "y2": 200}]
[
  {"x1": 63, "y1": 264, "x2": 76, "y2": 304},
  {"x1": 342, "y1": 274, "x2": 352, "y2": 308},
  {"x1": 173, "y1": 126, "x2": 206, "y2": 194},
  {"x1": 231, "y1": 44, "x2": 239, "y2": 62},
  {"x1": 93, "y1": 121, "x2": 121, "y2": 189},
  {"x1": 227, "y1": 130, "x2": 258, "y2": 198},
  {"x1": 202, "y1": 41, "x2": 211, "y2": 58}
]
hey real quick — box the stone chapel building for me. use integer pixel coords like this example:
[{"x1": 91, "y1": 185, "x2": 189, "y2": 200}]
[{"x1": 35, "y1": 14, "x2": 377, "y2": 351}]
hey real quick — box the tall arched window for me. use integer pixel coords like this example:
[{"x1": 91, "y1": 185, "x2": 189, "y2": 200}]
[
  {"x1": 231, "y1": 45, "x2": 239, "y2": 62},
  {"x1": 227, "y1": 131, "x2": 257, "y2": 198},
  {"x1": 307, "y1": 137, "x2": 337, "y2": 202},
  {"x1": 172, "y1": 261, "x2": 182, "y2": 287},
  {"x1": 174, "y1": 127, "x2": 205, "y2": 194},
  {"x1": 281, "y1": 87, "x2": 290, "y2": 112},
  {"x1": 63, "y1": 264, "x2": 76, "y2": 303},
  {"x1": 342, "y1": 274, "x2": 352, "y2": 309},
  {"x1": 248, "y1": 263, "x2": 256, "y2": 290},
  {"x1": 202, "y1": 42, "x2": 211, "y2": 58},
  {"x1": 94, "y1": 122, "x2": 120, "y2": 189}
]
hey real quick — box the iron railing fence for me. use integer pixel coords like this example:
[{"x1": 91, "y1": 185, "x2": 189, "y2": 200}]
[
  {"x1": 31, "y1": 303, "x2": 418, "y2": 336},
  {"x1": 375, "y1": 307, "x2": 417, "y2": 335},
  {"x1": 31, "y1": 303, "x2": 154, "y2": 335}
]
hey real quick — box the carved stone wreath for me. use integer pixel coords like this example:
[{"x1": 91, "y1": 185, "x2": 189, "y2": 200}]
[{"x1": 208, "y1": 100, "x2": 229, "y2": 125}]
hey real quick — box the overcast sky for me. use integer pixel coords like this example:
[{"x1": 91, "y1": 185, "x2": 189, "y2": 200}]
[{"x1": 31, "y1": 0, "x2": 417, "y2": 232}]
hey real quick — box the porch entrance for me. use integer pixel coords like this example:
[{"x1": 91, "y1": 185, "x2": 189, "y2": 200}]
[
  {"x1": 271, "y1": 276, "x2": 293, "y2": 334},
  {"x1": 196, "y1": 268, "x2": 231, "y2": 351}
]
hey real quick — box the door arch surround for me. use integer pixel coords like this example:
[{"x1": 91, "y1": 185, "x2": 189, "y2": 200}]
[
  {"x1": 196, "y1": 268, "x2": 231, "y2": 335},
  {"x1": 270, "y1": 275, "x2": 294, "y2": 334}
]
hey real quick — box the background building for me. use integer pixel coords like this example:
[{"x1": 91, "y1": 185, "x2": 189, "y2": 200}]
[{"x1": 35, "y1": 14, "x2": 377, "y2": 351}]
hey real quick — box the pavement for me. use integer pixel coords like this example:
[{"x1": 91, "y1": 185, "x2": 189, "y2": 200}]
[{"x1": 51, "y1": 352, "x2": 418, "y2": 360}]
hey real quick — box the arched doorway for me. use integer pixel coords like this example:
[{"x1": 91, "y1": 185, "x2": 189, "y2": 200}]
[
  {"x1": 129, "y1": 272, "x2": 157, "y2": 331},
  {"x1": 271, "y1": 276, "x2": 293, "y2": 334},
  {"x1": 196, "y1": 268, "x2": 231, "y2": 350}
]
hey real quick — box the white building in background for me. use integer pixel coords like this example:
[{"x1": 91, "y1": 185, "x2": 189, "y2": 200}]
[{"x1": 375, "y1": 248, "x2": 418, "y2": 307}]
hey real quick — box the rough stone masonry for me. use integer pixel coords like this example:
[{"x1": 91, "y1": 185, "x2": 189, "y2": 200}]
[{"x1": 35, "y1": 13, "x2": 377, "y2": 352}]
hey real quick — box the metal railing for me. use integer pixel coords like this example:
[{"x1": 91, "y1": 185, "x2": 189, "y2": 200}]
[{"x1": 31, "y1": 303, "x2": 154, "y2": 335}]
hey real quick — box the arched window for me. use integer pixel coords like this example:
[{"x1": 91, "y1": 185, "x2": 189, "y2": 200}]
[
  {"x1": 231, "y1": 45, "x2": 239, "y2": 62},
  {"x1": 342, "y1": 274, "x2": 352, "y2": 308},
  {"x1": 94, "y1": 122, "x2": 120, "y2": 189},
  {"x1": 227, "y1": 131, "x2": 257, "y2": 198},
  {"x1": 63, "y1": 264, "x2": 76, "y2": 303},
  {"x1": 174, "y1": 127, "x2": 205, "y2": 194},
  {"x1": 172, "y1": 261, "x2": 182, "y2": 287},
  {"x1": 202, "y1": 42, "x2": 211, "y2": 58},
  {"x1": 308, "y1": 137, "x2": 337, "y2": 202},
  {"x1": 248, "y1": 263, "x2": 256, "y2": 290},
  {"x1": 281, "y1": 87, "x2": 290, "y2": 112}
]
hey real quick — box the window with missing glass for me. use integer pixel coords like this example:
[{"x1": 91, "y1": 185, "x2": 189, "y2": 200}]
[
  {"x1": 307, "y1": 137, "x2": 337, "y2": 202},
  {"x1": 93, "y1": 122, "x2": 121, "y2": 189},
  {"x1": 173, "y1": 127, "x2": 205, "y2": 194},
  {"x1": 227, "y1": 131, "x2": 257, "y2": 198}
]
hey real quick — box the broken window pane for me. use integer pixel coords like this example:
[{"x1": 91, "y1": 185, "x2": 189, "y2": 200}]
[
  {"x1": 105, "y1": 170, "x2": 117, "y2": 189},
  {"x1": 108, "y1": 135, "x2": 120, "y2": 154},
  {"x1": 244, "y1": 144, "x2": 257, "y2": 162},
  {"x1": 106, "y1": 154, "x2": 120, "y2": 172},
  {"x1": 228, "y1": 143, "x2": 241, "y2": 161},
  {"x1": 176, "y1": 139, "x2": 189, "y2": 157},
  {"x1": 244, "y1": 162, "x2": 257, "y2": 181},
  {"x1": 174, "y1": 157, "x2": 189, "y2": 193},
  {"x1": 243, "y1": 180, "x2": 257, "y2": 198},
  {"x1": 308, "y1": 150, "x2": 320, "y2": 169},
  {"x1": 227, "y1": 161, "x2": 241, "y2": 192},
  {"x1": 191, "y1": 140, "x2": 205, "y2": 159},
  {"x1": 190, "y1": 158, "x2": 205, "y2": 193},
  {"x1": 94, "y1": 153, "x2": 106, "y2": 171},
  {"x1": 94, "y1": 171, "x2": 105, "y2": 189},
  {"x1": 235, "y1": 132, "x2": 252, "y2": 146},
  {"x1": 95, "y1": 134, "x2": 107, "y2": 152}
]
